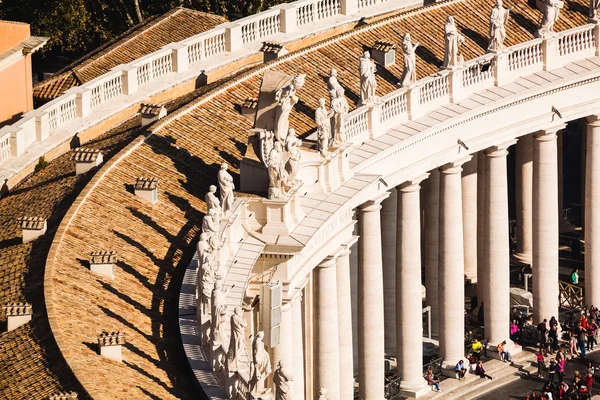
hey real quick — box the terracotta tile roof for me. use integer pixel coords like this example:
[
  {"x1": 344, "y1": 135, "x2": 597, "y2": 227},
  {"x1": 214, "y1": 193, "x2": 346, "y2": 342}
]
[
  {"x1": 372, "y1": 40, "x2": 395, "y2": 52},
  {"x1": 18, "y1": 216, "x2": 46, "y2": 230},
  {"x1": 135, "y1": 177, "x2": 160, "y2": 190},
  {"x1": 33, "y1": 7, "x2": 227, "y2": 103}
]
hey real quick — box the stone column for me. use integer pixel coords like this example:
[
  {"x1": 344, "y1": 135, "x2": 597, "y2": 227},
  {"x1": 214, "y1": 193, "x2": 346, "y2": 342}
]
[
  {"x1": 315, "y1": 257, "x2": 340, "y2": 399},
  {"x1": 337, "y1": 247, "x2": 354, "y2": 400},
  {"x1": 558, "y1": 131, "x2": 576, "y2": 233},
  {"x1": 292, "y1": 293, "x2": 305, "y2": 400},
  {"x1": 586, "y1": 116, "x2": 600, "y2": 306},
  {"x1": 483, "y1": 142, "x2": 514, "y2": 346},
  {"x1": 515, "y1": 134, "x2": 533, "y2": 264},
  {"x1": 533, "y1": 127, "x2": 563, "y2": 323},
  {"x1": 477, "y1": 151, "x2": 486, "y2": 305},
  {"x1": 462, "y1": 157, "x2": 478, "y2": 283},
  {"x1": 439, "y1": 158, "x2": 469, "y2": 373},
  {"x1": 358, "y1": 193, "x2": 388, "y2": 399},
  {"x1": 381, "y1": 190, "x2": 397, "y2": 356},
  {"x1": 397, "y1": 178, "x2": 429, "y2": 397},
  {"x1": 424, "y1": 169, "x2": 440, "y2": 338},
  {"x1": 272, "y1": 302, "x2": 294, "y2": 386}
]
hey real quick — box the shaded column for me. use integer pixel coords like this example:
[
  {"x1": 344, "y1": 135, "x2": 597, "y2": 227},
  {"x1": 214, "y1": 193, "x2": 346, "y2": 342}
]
[
  {"x1": 462, "y1": 157, "x2": 478, "y2": 283},
  {"x1": 272, "y1": 302, "x2": 293, "y2": 388},
  {"x1": 558, "y1": 131, "x2": 576, "y2": 233},
  {"x1": 586, "y1": 116, "x2": 600, "y2": 306},
  {"x1": 314, "y1": 257, "x2": 340, "y2": 399},
  {"x1": 337, "y1": 247, "x2": 354, "y2": 400},
  {"x1": 439, "y1": 158, "x2": 469, "y2": 373},
  {"x1": 381, "y1": 190, "x2": 397, "y2": 356},
  {"x1": 358, "y1": 193, "x2": 389, "y2": 399},
  {"x1": 397, "y1": 178, "x2": 429, "y2": 397},
  {"x1": 291, "y1": 293, "x2": 305, "y2": 400},
  {"x1": 477, "y1": 151, "x2": 486, "y2": 305},
  {"x1": 424, "y1": 169, "x2": 440, "y2": 338},
  {"x1": 533, "y1": 127, "x2": 563, "y2": 323},
  {"x1": 515, "y1": 134, "x2": 533, "y2": 264}
]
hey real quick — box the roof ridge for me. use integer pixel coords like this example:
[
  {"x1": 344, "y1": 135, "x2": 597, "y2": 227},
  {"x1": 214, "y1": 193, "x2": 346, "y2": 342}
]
[{"x1": 0, "y1": 19, "x2": 30, "y2": 26}]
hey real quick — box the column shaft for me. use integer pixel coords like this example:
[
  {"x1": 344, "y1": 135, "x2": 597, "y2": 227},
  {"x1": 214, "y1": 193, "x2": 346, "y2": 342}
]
[
  {"x1": 515, "y1": 135, "x2": 533, "y2": 264},
  {"x1": 381, "y1": 190, "x2": 397, "y2": 355},
  {"x1": 358, "y1": 196, "x2": 387, "y2": 399},
  {"x1": 424, "y1": 169, "x2": 440, "y2": 338},
  {"x1": 586, "y1": 117, "x2": 600, "y2": 306},
  {"x1": 462, "y1": 157, "x2": 478, "y2": 283},
  {"x1": 439, "y1": 160, "x2": 467, "y2": 369},
  {"x1": 337, "y1": 249, "x2": 354, "y2": 400},
  {"x1": 292, "y1": 295, "x2": 305, "y2": 400},
  {"x1": 272, "y1": 303, "x2": 293, "y2": 389},
  {"x1": 315, "y1": 259, "x2": 340, "y2": 399},
  {"x1": 533, "y1": 130, "x2": 560, "y2": 323},
  {"x1": 477, "y1": 152, "x2": 486, "y2": 305}
]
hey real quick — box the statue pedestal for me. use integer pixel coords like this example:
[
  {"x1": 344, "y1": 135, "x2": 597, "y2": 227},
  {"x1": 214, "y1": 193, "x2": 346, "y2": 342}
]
[
  {"x1": 244, "y1": 185, "x2": 305, "y2": 236},
  {"x1": 297, "y1": 144, "x2": 352, "y2": 194}
]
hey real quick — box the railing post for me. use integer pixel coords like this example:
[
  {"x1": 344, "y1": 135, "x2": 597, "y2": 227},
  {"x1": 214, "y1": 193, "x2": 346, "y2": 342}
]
[
  {"x1": 595, "y1": 22, "x2": 600, "y2": 57},
  {"x1": 493, "y1": 50, "x2": 510, "y2": 87},
  {"x1": 542, "y1": 34, "x2": 561, "y2": 71},
  {"x1": 224, "y1": 22, "x2": 243, "y2": 52},
  {"x1": 277, "y1": 4, "x2": 298, "y2": 33},
  {"x1": 72, "y1": 87, "x2": 92, "y2": 118},
  {"x1": 406, "y1": 84, "x2": 422, "y2": 121},
  {"x1": 448, "y1": 67, "x2": 465, "y2": 103},
  {"x1": 29, "y1": 110, "x2": 50, "y2": 141},
  {"x1": 367, "y1": 101, "x2": 383, "y2": 139},
  {"x1": 166, "y1": 42, "x2": 189, "y2": 73},
  {"x1": 111, "y1": 65, "x2": 138, "y2": 95},
  {"x1": 341, "y1": 0, "x2": 359, "y2": 15},
  {"x1": 8, "y1": 126, "x2": 25, "y2": 157}
]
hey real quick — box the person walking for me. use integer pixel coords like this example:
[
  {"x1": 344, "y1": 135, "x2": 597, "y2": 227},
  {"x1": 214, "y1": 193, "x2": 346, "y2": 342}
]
[
  {"x1": 472, "y1": 339, "x2": 483, "y2": 363},
  {"x1": 538, "y1": 319, "x2": 548, "y2": 348},
  {"x1": 510, "y1": 320, "x2": 520, "y2": 344},
  {"x1": 578, "y1": 324, "x2": 588, "y2": 358},
  {"x1": 548, "y1": 358, "x2": 557, "y2": 384},
  {"x1": 557, "y1": 357, "x2": 565, "y2": 383},
  {"x1": 583, "y1": 370, "x2": 594, "y2": 394},
  {"x1": 537, "y1": 348, "x2": 546, "y2": 378},
  {"x1": 549, "y1": 324, "x2": 559, "y2": 353},
  {"x1": 425, "y1": 369, "x2": 441, "y2": 392},
  {"x1": 455, "y1": 360, "x2": 467, "y2": 380},
  {"x1": 587, "y1": 319, "x2": 598, "y2": 351},
  {"x1": 570, "y1": 331, "x2": 578, "y2": 358},
  {"x1": 475, "y1": 360, "x2": 493, "y2": 380},
  {"x1": 572, "y1": 269, "x2": 579, "y2": 285},
  {"x1": 559, "y1": 381, "x2": 569, "y2": 399}
]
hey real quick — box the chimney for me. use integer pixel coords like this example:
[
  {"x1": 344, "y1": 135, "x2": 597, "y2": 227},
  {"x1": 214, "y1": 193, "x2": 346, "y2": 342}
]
[
  {"x1": 371, "y1": 40, "x2": 396, "y2": 67},
  {"x1": 134, "y1": 177, "x2": 159, "y2": 204},
  {"x1": 72, "y1": 148, "x2": 103, "y2": 175},
  {"x1": 240, "y1": 98, "x2": 258, "y2": 121},
  {"x1": 18, "y1": 216, "x2": 47, "y2": 243},
  {"x1": 97, "y1": 331, "x2": 125, "y2": 362},
  {"x1": 89, "y1": 250, "x2": 117, "y2": 280},
  {"x1": 260, "y1": 41, "x2": 288, "y2": 63},
  {"x1": 49, "y1": 392, "x2": 78, "y2": 400},
  {"x1": 140, "y1": 104, "x2": 167, "y2": 127},
  {"x1": 3, "y1": 302, "x2": 32, "y2": 332}
]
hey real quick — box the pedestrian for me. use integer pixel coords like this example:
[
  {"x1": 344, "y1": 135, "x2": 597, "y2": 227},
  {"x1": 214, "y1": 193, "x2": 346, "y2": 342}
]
[
  {"x1": 472, "y1": 338, "x2": 483, "y2": 363},
  {"x1": 425, "y1": 369, "x2": 441, "y2": 392},
  {"x1": 583, "y1": 371, "x2": 594, "y2": 394},
  {"x1": 579, "y1": 385, "x2": 591, "y2": 399},
  {"x1": 572, "y1": 268, "x2": 579, "y2": 285},
  {"x1": 455, "y1": 359, "x2": 467, "y2": 380},
  {"x1": 587, "y1": 319, "x2": 597, "y2": 350},
  {"x1": 548, "y1": 358, "x2": 557, "y2": 384},
  {"x1": 549, "y1": 324, "x2": 559, "y2": 353},
  {"x1": 587, "y1": 361, "x2": 595, "y2": 376},
  {"x1": 559, "y1": 381, "x2": 569, "y2": 399},
  {"x1": 556, "y1": 348, "x2": 565, "y2": 362},
  {"x1": 497, "y1": 340, "x2": 511, "y2": 362},
  {"x1": 578, "y1": 324, "x2": 587, "y2": 357},
  {"x1": 570, "y1": 331, "x2": 578, "y2": 358},
  {"x1": 475, "y1": 360, "x2": 493, "y2": 380},
  {"x1": 537, "y1": 348, "x2": 546, "y2": 378},
  {"x1": 557, "y1": 357, "x2": 565, "y2": 383},
  {"x1": 510, "y1": 320, "x2": 520, "y2": 344},
  {"x1": 538, "y1": 319, "x2": 548, "y2": 347}
]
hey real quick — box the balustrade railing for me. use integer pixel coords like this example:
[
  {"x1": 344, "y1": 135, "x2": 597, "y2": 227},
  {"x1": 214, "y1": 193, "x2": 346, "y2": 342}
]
[
  {"x1": 187, "y1": 29, "x2": 227, "y2": 64},
  {"x1": 0, "y1": 132, "x2": 10, "y2": 163},
  {"x1": 89, "y1": 74, "x2": 123, "y2": 109},
  {"x1": 317, "y1": 0, "x2": 341, "y2": 19},
  {"x1": 558, "y1": 24, "x2": 596, "y2": 58},
  {"x1": 380, "y1": 90, "x2": 408, "y2": 124},
  {"x1": 344, "y1": 107, "x2": 370, "y2": 142},
  {"x1": 46, "y1": 95, "x2": 78, "y2": 131},
  {"x1": 419, "y1": 73, "x2": 449, "y2": 106},
  {"x1": 296, "y1": 2, "x2": 315, "y2": 26},
  {"x1": 461, "y1": 55, "x2": 494, "y2": 89},
  {"x1": 133, "y1": 51, "x2": 173, "y2": 86},
  {"x1": 507, "y1": 40, "x2": 543, "y2": 72}
]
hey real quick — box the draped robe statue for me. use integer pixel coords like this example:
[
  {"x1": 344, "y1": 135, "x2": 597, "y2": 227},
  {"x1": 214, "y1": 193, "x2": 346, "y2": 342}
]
[
  {"x1": 273, "y1": 360, "x2": 293, "y2": 400},
  {"x1": 331, "y1": 87, "x2": 349, "y2": 146},
  {"x1": 226, "y1": 307, "x2": 247, "y2": 374},
  {"x1": 196, "y1": 232, "x2": 215, "y2": 316},
  {"x1": 536, "y1": 0, "x2": 563, "y2": 38},
  {"x1": 359, "y1": 51, "x2": 377, "y2": 105},
  {"x1": 218, "y1": 163, "x2": 234, "y2": 216},
  {"x1": 327, "y1": 69, "x2": 342, "y2": 107},
  {"x1": 205, "y1": 184, "x2": 222, "y2": 215},
  {"x1": 250, "y1": 331, "x2": 272, "y2": 395},
  {"x1": 210, "y1": 281, "x2": 232, "y2": 343},
  {"x1": 284, "y1": 129, "x2": 302, "y2": 187},
  {"x1": 443, "y1": 16, "x2": 465, "y2": 68},
  {"x1": 267, "y1": 141, "x2": 285, "y2": 199},
  {"x1": 399, "y1": 33, "x2": 419, "y2": 87},
  {"x1": 590, "y1": 0, "x2": 600, "y2": 21},
  {"x1": 488, "y1": 0, "x2": 510, "y2": 51},
  {"x1": 275, "y1": 84, "x2": 298, "y2": 143},
  {"x1": 315, "y1": 98, "x2": 334, "y2": 156}
]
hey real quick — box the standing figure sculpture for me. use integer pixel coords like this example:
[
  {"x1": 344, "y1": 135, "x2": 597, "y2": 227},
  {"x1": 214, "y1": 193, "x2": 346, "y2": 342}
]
[
  {"x1": 275, "y1": 84, "x2": 298, "y2": 142},
  {"x1": 202, "y1": 208, "x2": 219, "y2": 238},
  {"x1": 488, "y1": 0, "x2": 511, "y2": 51},
  {"x1": 218, "y1": 163, "x2": 235, "y2": 216},
  {"x1": 250, "y1": 331, "x2": 272, "y2": 396},
  {"x1": 315, "y1": 98, "x2": 334, "y2": 156},
  {"x1": 196, "y1": 232, "x2": 215, "y2": 316},
  {"x1": 590, "y1": 0, "x2": 600, "y2": 21},
  {"x1": 205, "y1": 185, "x2": 222, "y2": 216},
  {"x1": 331, "y1": 87, "x2": 350, "y2": 146},
  {"x1": 200, "y1": 262, "x2": 215, "y2": 317},
  {"x1": 273, "y1": 360, "x2": 293, "y2": 400},
  {"x1": 536, "y1": 0, "x2": 564, "y2": 37},
  {"x1": 226, "y1": 307, "x2": 247, "y2": 374},
  {"x1": 284, "y1": 129, "x2": 302, "y2": 187},
  {"x1": 443, "y1": 16, "x2": 466, "y2": 68},
  {"x1": 359, "y1": 51, "x2": 378, "y2": 105},
  {"x1": 399, "y1": 33, "x2": 419, "y2": 87},
  {"x1": 267, "y1": 141, "x2": 285, "y2": 199},
  {"x1": 327, "y1": 68, "x2": 342, "y2": 106},
  {"x1": 210, "y1": 280, "x2": 233, "y2": 343}
]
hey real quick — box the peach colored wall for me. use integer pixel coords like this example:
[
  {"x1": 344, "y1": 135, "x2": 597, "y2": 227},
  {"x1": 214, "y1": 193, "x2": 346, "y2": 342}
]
[
  {"x1": 0, "y1": 57, "x2": 33, "y2": 125},
  {"x1": 0, "y1": 21, "x2": 30, "y2": 53}
]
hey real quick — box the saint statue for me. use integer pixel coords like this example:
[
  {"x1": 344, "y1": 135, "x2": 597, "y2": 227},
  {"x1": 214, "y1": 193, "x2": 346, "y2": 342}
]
[
  {"x1": 210, "y1": 280, "x2": 233, "y2": 343},
  {"x1": 205, "y1": 185, "x2": 222, "y2": 219},
  {"x1": 201, "y1": 208, "x2": 219, "y2": 237},
  {"x1": 273, "y1": 360, "x2": 293, "y2": 400},
  {"x1": 399, "y1": 33, "x2": 419, "y2": 87},
  {"x1": 200, "y1": 262, "x2": 214, "y2": 317},
  {"x1": 226, "y1": 307, "x2": 247, "y2": 374},
  {"x1": 359, "y1": 51, "x2": 378, "y2": 105},
  {"x1": 218, "y1": 163, "x2": 234, "y2": 216},
  {"x1": 284, "y1": 129, "x2": 302, "y2": 187},
  {"x1": 536, "y1": 0, "x2": 564, "y2": 38},
  {"x1": 250, "y1": 331, "x2": 272, "y2": 396},
  {"x1": 275, "y1": 84, "x2": 299, "y2": 143},
  {"x1": 327, "y1": 68, "x2": 342, "y2": 107},
  {"x1": 267, "y1": 141, "x2": 285, "y2": 200},
  {"x1": 443, "y1": 16, "x2": 466, "y2": 68},
  {"x1": 331, "y1": 87, "x2": 350, "y2": 145},
  {"x1": 590, "y1": 0, "x2": 600, "y2": 21},
  {"x1": 315, "y1": 98, "x2": 334, "y2": 157},
  {"x1": 488, "y1": 0, "x2": 510, "y2": 52}
]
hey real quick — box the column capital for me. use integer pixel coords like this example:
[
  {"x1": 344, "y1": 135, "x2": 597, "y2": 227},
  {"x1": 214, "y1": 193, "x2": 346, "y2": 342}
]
[
  {"x1": 439, "y1": 156, "x2": 472, "y2": 175},
  {"x1": 291, "y1": 291, "x2": 303, "y2": 304},
  {"x1": 586, "y1": 114, "x2": 600, "y2": 126},
  {"x1": 535, "y1": 123, "x2": 566, "y2": 139},
  {"x1": 398, "y1": 173, "x2": 429, "y2": 192},
  {"x1": 485, "y1": 140, "x2": 516, "y2": 158},
  {"x1": 317, "y1": 256, "x2": 337, "y2": 268},
  {"x1": 359, "y1": 191, "x2": 390, "y2": 212}
]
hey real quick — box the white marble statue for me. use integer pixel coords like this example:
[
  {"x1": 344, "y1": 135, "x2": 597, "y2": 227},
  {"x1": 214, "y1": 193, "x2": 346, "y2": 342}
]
[
  {"x1": 218, "y1": 163, "x2": 234, "y2": 216},
  {"x1": 590, "y1": 0, "x2": 600, "y2": 21},
  {"x1": 200, "y1": 262, "x2": 215, "y2": 316},
  {"x1": 443, "y1": 16, "x2": 465, "y2": 68},
  {"x1": 267, "y1": 141, "x2": 285, "y2": 200},
  {"x1": 488, "y1": 0, "x2": 511, "y2": 51},
  {"x1": 536, "y1": 0, "x2": 564, "y2": 38},
  {"x1": 226, "y1": 307, "x2": 247, "y2": 374},
  {"x1": 327, "y1": 68, "x2": 342, "y2": 106},
  {"x1": 359, "y1": 51, "x2": 377, "y2": 105},
  {"x1": 275, "y1": 84, "x2": 298, "y2": 143},
  {"x1": 210, "y1": 280, "x2": 233, "y2": 343},
  {"x1": 331, "y1": 87, "x2": 350, "y2": 146},
  {"x1": 284, "y1": 129, "x2": 302, "y2": 187},
  {"x1": 250, "y1": 331, "x2": 272, "y2": 396},
  {"x1": 315, "y1": 98, "x2": 334, "y2": 157},
  {"x1": 273, "y1": 360, "x2": 293, "y2": 400},
  {"x1": 205, "y1": 185, "x2": 222, "y2": 219},
  {"x1": 201, "y1": 208, "x2": 219, "y2": 236},
  {"x1": 318, "y1": 388, "x2": 328, "y2": 400},
  {"x1": 399, "y1": 33, "x2": 419, "y2": 87}
]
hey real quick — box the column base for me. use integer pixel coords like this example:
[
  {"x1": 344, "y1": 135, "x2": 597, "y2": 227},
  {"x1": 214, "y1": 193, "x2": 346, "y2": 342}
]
[
  {"x1": 485, "y1": 341, "x2": 522, "y2": 361},
  {"x1": 512, "y1": 252, "x2": 532, "y2": 265},
  {"x1": 400, "y1": 380, "x2": 431, "y2": 398},
  {"x1": 441, "y1": 359, "x2": 470, "y2": 379}
]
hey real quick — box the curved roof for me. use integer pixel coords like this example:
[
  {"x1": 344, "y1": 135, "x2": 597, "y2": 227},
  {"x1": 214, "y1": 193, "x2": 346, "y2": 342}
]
[{"x1": 29, "y1": 0, "x2": 590, "y2": 397}]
